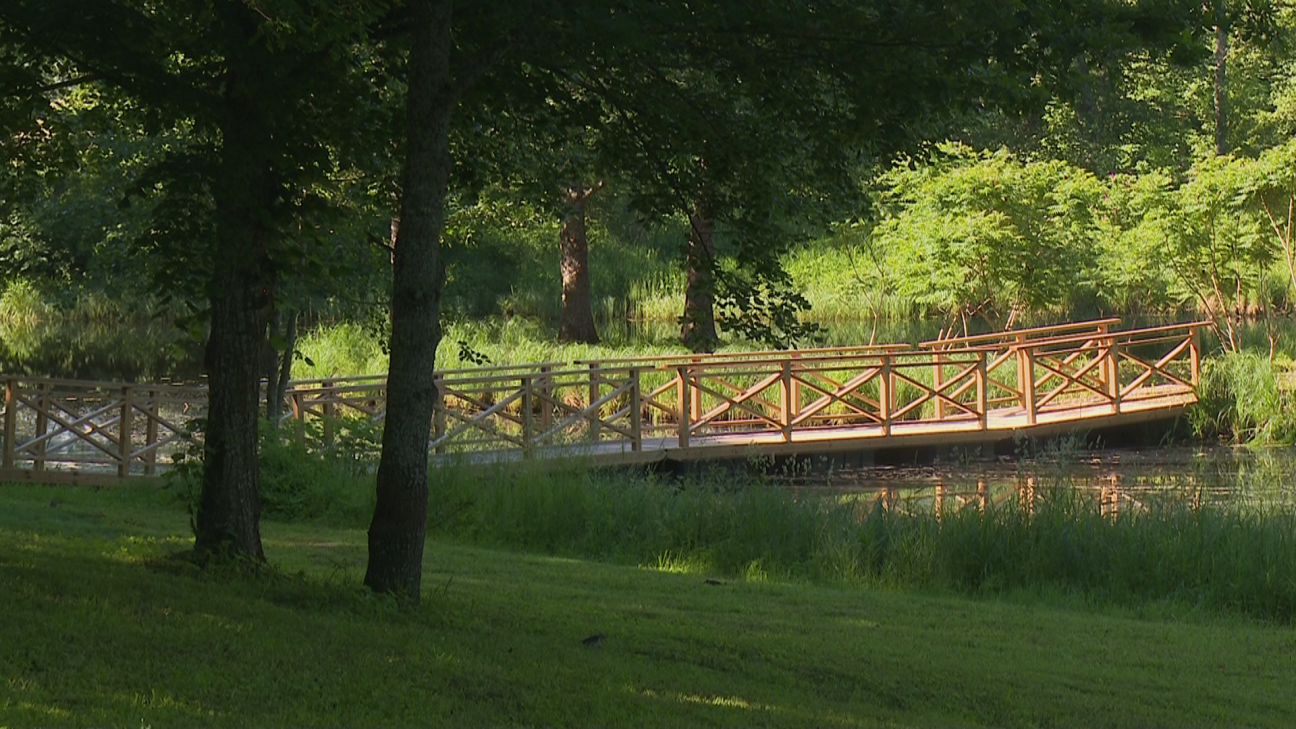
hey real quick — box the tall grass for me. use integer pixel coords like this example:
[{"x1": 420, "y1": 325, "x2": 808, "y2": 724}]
[
  {"x1": 234, "y1": 420, "x2": 1296, "y2": 621},
  {"x1": 295, "y1": 321, "x2": 390, "y2": 378},
  {"x1": 1192, "y1": 350, "x2": 1296, "y2": 444},
  {"x1": 423, "y1": 460, "x2": 1296, "y2": 621},
  {"x1": 0, "y1": 278, "x2": 53, "y2": 326}
]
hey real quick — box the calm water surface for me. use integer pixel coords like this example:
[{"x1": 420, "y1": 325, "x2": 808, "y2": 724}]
[{"x1": 779, "y1": 445, "x2": 1296, "y2": 511}]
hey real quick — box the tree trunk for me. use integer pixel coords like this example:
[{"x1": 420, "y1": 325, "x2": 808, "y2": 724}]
[
  {"x1": 194, "y1": 4, "x2": 279, "y2": 563},
  {"x1": 265, "y1": 308, "x2": 297, "y2": 422},
  {"x1": 1214, "y1": 0, "x2": 1229, "y2": 156},
  {"x1": 365, "y1": 0, "x2": 455, "y2": 602},
  {"x1": 681, "y1": 201, "x2": 718, "y2": 352},
  {"x1": 558, "y1": 182, "x2": 600, "y2": 344}
]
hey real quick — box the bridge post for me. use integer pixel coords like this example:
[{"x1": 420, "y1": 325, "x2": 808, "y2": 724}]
[
  {"x1": 1106, "y1": 339, "x2": 1122, "y2": 414},
  {"x1": 689, "y1": 357, "x2": 702, "y2": 424},
  {"x1": 587, "y1": 363, "x2": 602, "y2": 443},
  {"x1": 521, "y1": 376, "x2": 534, "y2": 459},
  {"x1": 630, "y1": 368, "x2": 642, "y2": 452},
  {"x1": 879, "y1": 355, "x2": 892, "y2": 436},
  {"x1": 33, "y1": 381, "x2": 47, "y2": 471},
  {"x1": 780, "y1": 360, "x2": 793, "y2": 442},
  {"x1": 1190, "y1": 327, "x2": 1201, "y2": 387},
  {"x1": 677, "y1": 365, "x2": 691, "y2": 448},
  {"x1": 2, "y1": 378, "x2": 15, "y2": 469},
  {"x1": 1019, "y1": 347, "x2": 1037, "y2": 425},
  {"x1": 976, "y1": 351, "x2": 988, "y2": 430},
  {"x1": 119, "y1": 385, "x2": 133, "y2": 477},
  {"x1": 322, "y1": 379, "x2": 335, "y2": 450},
  {"x1": 539, "y1": 366, "x2": 553, "y2": 431},
  {"x1": 790, "y1": 352, "x2": 802, "y2": 423},
  {"x1": 291, "y1": 390, "x2": 305, "y2": 446},
  {"x1": 144, "y1": 389, "x2": 158, "y2": 476}
]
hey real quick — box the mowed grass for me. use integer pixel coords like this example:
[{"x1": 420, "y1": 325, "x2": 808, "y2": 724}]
[{"x1": 3, "y1": 482, "x2": 1296, "y2": 727}]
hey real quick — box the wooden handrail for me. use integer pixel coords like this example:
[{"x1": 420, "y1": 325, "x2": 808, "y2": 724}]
[
  {"x1": 1003, "y1": 321, "x2": 1210, "y2": 351},
  {"x1": 920, "y1": 317, "x2": 1122, "y2": 349},
  {"x1": 575, "y1": 343, "x2": 909, "y2": 368}
]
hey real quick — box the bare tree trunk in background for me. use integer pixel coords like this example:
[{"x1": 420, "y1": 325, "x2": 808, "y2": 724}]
[
  {"x1": 1214, "y1": 0, "x2": 1229, "y2": 156},
  {"x1": 681, "y1": 201, "x2": 718, "y2": 352},
  {"x1": 364, "y1": 0, "x2": 455, "y2": 602},
  {"x1": 558, "y1": 182, "x2": 600, "y2": 344},
  {"x1": 389, "y1": 215, "x2": 400, "y2": 265},
  {"x1": 265, "y1": 308, "x2": 297, "y2": 422}
]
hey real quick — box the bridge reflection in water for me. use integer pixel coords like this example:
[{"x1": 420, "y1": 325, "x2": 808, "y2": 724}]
[{"x1": 1, "y1": 319, "x2": 1206, "y2": 484}]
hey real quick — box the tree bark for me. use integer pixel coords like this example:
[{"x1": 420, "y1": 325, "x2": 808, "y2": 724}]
[
  {"x1": 195, "y1": 3, "x2": 277, "y2": 562},
  {"x1": 364, "y1": 0, "x2": 455, "y2": 602},
  {"x1": 1214, "y1": 0, "x2": 1229, "y2": 156},
  {"x1": 558, "y1": 182, "x2": 600, "y2": 344},
  {"x1": 681, "y1": 201, "x2": 718, "y2": 352}
]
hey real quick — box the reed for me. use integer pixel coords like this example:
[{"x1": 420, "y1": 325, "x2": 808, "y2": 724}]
[
  {"x1": 1191, "y1": 350, "x2": 1296, "y2": 444},
  {"x1": 423, "y1": 460, "x2": 1296, "y2": 621}
]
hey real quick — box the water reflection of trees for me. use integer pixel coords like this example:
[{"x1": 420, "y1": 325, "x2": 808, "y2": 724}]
[
  {"x1": 0, "y1": 315, "x2": 201, "y2": 381},
  {"x1": 787, "y1": 446, "x2": 1296, "y2": 514}
]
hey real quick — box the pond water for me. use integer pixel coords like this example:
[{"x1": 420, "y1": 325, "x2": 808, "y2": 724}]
[
  {"x1": 0, "y1": 315, "x2": 203, "y2": 382},
  {"x1": 776, "y1": 445, "x2": 1296, "y2": 512}
]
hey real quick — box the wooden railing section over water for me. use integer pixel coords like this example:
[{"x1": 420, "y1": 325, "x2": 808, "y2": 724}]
[{"x1": 1, "y1": 319, "x2": 1206, "y2": 482}]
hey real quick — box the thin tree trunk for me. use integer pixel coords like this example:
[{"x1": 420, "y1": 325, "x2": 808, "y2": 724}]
[
  {"x1": 558, "y1": 182, "x2": 600, "y2": 344},
  {"x1": 365, "y1": 0, "x2": 454, "y2": 602},
  {"x1": 1214, "y1": 0, "x2": 1229, "y2": 156},
  {"x1": 389, "y1": 215, "x2": 400, "y2": 265},
  {"x1": 265, "y1": 308, "x2": 297, "y2": 422},
  {"x1": 681, "y1": 201, "x2": 718, "y2": 352}
]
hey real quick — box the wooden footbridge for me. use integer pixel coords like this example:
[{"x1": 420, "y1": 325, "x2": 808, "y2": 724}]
[{"x1": 1, "y1": 319, "x2": 1206, "y2": 483}]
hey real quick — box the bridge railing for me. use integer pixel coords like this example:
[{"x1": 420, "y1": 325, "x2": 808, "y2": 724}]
[
  {"x1": 0, "y1": 321, "x2": 1207, "y2": 479},
  {"x1": 1, "y1": 376, "x2": 208, "y2": 482}
]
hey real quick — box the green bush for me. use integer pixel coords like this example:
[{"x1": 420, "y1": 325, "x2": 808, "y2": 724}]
[{"x1": 165, "y1": 420, "x2": 375, "y2": 526}]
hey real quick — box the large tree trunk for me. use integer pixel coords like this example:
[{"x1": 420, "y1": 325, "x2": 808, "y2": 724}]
[
  {"x1": 195, "y1": 5, "x2": 277, "y2": 562},
  {"x1": 365, "y1": 0, "x2": 455, "y2": 602},
  {"x1": 681, "y1": 201, "x2": 718, "y2": 352},
  {"x1": 1214, "y1": 0, "x2": 1229, "y2": 156},
  {"x1": 558, "y1": 182, "x2": 600, "y2": 344}
]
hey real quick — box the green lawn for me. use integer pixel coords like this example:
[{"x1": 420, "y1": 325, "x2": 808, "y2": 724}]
[{"x1": 3, "y1": 482, "x2": 1295, "y2": 727}]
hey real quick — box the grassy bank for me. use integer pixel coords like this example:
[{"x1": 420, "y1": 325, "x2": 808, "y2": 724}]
[
  {"x1": 175, "y1": 435, "x2": 1296, "y2": 622},
  {"x1": 4, "y1": 480, "x2": 1296, "y2": 726}
]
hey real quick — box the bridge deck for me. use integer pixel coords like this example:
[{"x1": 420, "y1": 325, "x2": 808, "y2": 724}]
[{"x1": 439, "y1": 384, "x2": 1196, "y2": 468}]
